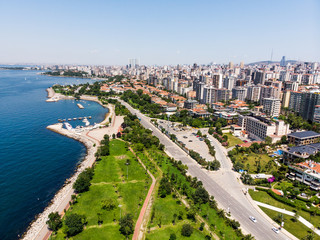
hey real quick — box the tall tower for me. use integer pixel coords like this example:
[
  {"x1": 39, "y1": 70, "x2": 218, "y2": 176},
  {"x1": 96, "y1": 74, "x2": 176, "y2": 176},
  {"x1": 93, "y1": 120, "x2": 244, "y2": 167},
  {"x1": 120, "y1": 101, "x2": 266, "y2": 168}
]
[
  {"x1": 229, "y1": 61, "x2": 234, "y2": 69},
  {"x1": 280, "y1": 56, "x2": 286, "y2": 67}
]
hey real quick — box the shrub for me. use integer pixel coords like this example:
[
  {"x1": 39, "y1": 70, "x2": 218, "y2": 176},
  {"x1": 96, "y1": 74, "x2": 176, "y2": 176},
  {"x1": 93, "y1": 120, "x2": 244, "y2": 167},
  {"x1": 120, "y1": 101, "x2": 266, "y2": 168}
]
[{"x1": 181, "y1": 223, "x2": 193, "y2": 237}]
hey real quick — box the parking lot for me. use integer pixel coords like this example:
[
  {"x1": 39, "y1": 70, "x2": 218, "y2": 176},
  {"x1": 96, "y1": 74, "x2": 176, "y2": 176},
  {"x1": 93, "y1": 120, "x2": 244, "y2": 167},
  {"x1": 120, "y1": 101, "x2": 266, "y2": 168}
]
[{"x1": 157, "y1": 120, "x2": 214, "y2": 162}]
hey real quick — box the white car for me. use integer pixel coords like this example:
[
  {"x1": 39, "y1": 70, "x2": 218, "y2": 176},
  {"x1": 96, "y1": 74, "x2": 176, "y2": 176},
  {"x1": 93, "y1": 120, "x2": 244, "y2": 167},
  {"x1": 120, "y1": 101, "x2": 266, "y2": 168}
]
[
  {"x1": 272, "y1": 227, "x2": 279, "y2": 234},
  {"x1": 249, "y1": 216, "x2": 257, "y2": 223}
]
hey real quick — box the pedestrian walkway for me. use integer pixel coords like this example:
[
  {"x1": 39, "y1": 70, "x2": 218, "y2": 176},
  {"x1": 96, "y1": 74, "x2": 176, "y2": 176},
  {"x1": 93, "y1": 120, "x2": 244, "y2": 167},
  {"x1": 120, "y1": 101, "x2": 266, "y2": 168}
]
[{"x1": 254, "y1": 200, "x2": 320, "y2": 236}]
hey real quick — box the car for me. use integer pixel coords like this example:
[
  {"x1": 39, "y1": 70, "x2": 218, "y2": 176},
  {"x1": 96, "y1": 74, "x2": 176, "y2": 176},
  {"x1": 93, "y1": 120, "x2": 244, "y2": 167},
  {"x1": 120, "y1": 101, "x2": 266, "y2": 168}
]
[
  {"x1": 199, "y1": 138, "x2": 203, "y2": 141},
  {"x1": 183, "y1": 136, "x2": 188, "y2": 139},
  {"x1": 272, "y1": 227, "x2": 279, "y2": 234},
  {"x1": 189, "y1": 140, "x2": 192, "y2": 142},
  {"x1": 244, "y1": 140, "x2": 248, "y2": 143},
  {"x1": 249, "y1": 216, "x2": 257, "y2": 223}
]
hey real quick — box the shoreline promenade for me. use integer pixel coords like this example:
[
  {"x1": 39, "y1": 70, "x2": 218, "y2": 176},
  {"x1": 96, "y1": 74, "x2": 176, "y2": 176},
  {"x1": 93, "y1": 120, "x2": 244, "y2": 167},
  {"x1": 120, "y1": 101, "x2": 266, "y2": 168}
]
[{"x1": 22, "y1": 90, "x2": 123, "y2": 240}]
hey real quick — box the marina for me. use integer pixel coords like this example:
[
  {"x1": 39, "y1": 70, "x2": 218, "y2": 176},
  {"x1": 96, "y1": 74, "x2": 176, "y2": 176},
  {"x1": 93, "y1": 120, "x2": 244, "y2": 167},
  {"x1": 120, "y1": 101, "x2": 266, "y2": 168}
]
[{"x1": 58, "y1": 116, "x2": 91, "y2": 122}]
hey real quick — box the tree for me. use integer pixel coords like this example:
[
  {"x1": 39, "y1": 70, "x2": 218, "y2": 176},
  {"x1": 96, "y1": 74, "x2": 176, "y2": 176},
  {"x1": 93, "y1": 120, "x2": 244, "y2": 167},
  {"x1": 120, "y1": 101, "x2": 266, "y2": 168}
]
[
  {"x1": 101, "y1": 198, "x2": 116, "y2": 211},
  {"x1": 193, "y1": 187, "x2": 209, "y2": 204},
  {"x1": 46, "y1": 212, "x2": 62, "y2": 232},
  {"x1": 265, "y1": 136, "x2": 272, "y2": 145},
  {"x1": 209, "y1": 160, "x2": 221, "y2": 171},
  {"x1": 158, "y1": 177, "x2": 172, "y2": 198},
  {"x1": 169, "y1": 233, "x2": 177, "y2": 240},
  {"x1": 64, "y1": 213, "x2": 86, "y2": 237},
  {"x1": 119, "y1": 214, "x2": 134, "y2": 237},
  {"x1": 181, "y1": 223, "x2": 193, "y2": 237}
]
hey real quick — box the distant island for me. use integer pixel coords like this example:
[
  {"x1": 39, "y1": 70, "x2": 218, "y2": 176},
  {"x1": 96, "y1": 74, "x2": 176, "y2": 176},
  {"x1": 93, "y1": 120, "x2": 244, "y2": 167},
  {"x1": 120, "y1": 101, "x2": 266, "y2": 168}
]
[{"x1": 0, "y1": 66, "x2": 26, "y2": 70}]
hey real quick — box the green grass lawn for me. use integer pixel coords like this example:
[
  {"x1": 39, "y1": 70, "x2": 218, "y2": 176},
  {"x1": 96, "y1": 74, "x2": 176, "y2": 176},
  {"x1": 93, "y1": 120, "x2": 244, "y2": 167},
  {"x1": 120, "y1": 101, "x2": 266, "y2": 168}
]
[
  {"x1": 53, "y1": 139, "x2": 151, "y2": 240},
  {"x1": 234, "y1": 152, "x2": 276, "y2": 173},
  {"x1": 224, "y1": 133, "x2": 243, "y2": 147},
  {"x1": 149, "y1": 194, "x2": 187, "y2": 228},
  {"x1": 259, "y1": 207, "x2": 320, "y2": 240},
  {"x1": 145, "y1": 148, "x2": 242, "y2": 240},
  {"x1": 147, "y1": 220, "x2": 209, "y2": 240},
  {"x1": 249, "y1": 189, "x2": 320, "y2": 230}
]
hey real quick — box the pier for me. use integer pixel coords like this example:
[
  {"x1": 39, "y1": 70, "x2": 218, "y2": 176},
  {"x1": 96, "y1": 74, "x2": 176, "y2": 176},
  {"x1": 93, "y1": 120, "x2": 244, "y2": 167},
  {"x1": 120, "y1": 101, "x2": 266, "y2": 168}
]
[{"x1": 58, "y1": 116, "x2": 91, "y2": 122}]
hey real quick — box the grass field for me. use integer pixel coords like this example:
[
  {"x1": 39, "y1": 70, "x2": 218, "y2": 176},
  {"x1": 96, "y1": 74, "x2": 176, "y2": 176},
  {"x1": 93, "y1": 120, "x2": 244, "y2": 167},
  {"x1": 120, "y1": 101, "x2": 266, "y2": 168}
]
[
  {"x1": 259, "y1": 207, "x2": 319, "y2": 240},
  {"x1": 224, "y1": 133, "x2": 243, "y2": 147},
  {"x1": 249, "y1": 189, "x2": 320, "y2": 231},
  {"x1": 144, "y1": 148, "x2": 242, "y2": 240},
  {"x1": 52, "y1": 139, "x2": 151, "y2": 239},
  {"x1": 234, "y1": 152, "x2": 276, "y2": 173}
]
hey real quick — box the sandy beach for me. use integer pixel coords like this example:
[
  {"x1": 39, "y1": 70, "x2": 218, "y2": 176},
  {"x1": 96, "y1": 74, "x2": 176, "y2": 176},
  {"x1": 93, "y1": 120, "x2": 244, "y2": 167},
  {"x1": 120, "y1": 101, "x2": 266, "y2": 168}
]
[
  {"x1": 22, "y1": 90, "x2": 124, "y2": 240},
  {"x1": 46, "y1": 87, "x2": 73, "y2": 102}
]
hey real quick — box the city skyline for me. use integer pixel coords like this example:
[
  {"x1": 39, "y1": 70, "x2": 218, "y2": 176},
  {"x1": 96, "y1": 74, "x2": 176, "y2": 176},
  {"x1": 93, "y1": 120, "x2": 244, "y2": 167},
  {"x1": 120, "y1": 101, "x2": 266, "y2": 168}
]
[{"x1": 0, "y1": 0, "x2": 319, "y2": 65}]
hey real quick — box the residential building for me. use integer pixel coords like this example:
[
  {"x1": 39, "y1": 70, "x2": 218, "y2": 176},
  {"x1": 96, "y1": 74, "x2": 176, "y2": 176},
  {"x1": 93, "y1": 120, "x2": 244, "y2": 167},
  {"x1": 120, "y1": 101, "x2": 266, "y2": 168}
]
[
  {"x1": 232, "y1": 87, "x2": 247, "y2": 101},
  {"x1": 237, "y1": 115, "x2": 290, "y2": 143},
  {"x1": 263, "y1": 98, "x2": 281, "y2": 117},
  {"x1": 288, "y1": 160, "x2": 320, "y2": 190},
  {"x1": 247, "y1": 86, "x2": 261, "y2": 102},
  {"x1": 299, "y1": 92, "x2": 320, "y2": 121},
  {"x1": 288, "y1": 91, "x2": 303, "y2": 113},
  {"x1": 287, "y1": 131, "x2": 320, "y2": 146},
  {"x1": 184, "y1": 99, "x2": 198, "y2": 109}
]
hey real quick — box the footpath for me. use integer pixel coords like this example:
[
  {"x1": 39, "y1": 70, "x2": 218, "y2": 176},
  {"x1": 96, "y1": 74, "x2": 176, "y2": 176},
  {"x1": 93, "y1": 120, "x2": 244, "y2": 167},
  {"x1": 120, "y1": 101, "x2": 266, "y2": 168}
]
[{"x1": 254, "y1": 200, "x2": 320, "y2": 236}]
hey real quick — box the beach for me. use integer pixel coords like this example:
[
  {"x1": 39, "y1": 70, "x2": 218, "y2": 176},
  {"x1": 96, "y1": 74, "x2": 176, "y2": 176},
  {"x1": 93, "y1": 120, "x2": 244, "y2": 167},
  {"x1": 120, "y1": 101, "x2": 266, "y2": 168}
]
[{"x1": 22, "y1": 90, "x2": 123, "y2": 240}]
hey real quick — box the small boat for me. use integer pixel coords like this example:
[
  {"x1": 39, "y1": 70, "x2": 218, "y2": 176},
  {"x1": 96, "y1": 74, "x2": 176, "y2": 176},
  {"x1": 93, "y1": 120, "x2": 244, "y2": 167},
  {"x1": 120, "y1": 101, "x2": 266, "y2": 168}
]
[
  {"x1": 58, "y1": 119, "x2": 63, "y2": 122},
  {"x1": 88, "y1": 116, "x2": 92, "y2": 119},
  {"x1": 63, "y1": 119, "x2": 66, "y2": 122},
  {"x1": 73, "y1": 118, "x2": 77, "y2": 120},
  {"x1": 68, "y1": 118, "x2": 72, "y2": 121},
  {"x1": 64, "y1": 122, "x2": 73, "y2": 131},
  {"x1": 78, "y1": 117, "x2": 83, "y2": 120}
]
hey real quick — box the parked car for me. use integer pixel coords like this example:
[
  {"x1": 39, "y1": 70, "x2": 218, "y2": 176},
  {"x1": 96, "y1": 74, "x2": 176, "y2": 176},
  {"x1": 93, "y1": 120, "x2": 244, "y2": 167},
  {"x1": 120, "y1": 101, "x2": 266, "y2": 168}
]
[
  {"x1": 272, "y1": 227, "x2": 279, "y2": 234},
  {"x1": 249, "y1": 216, "x2": 257, "y2": 223},
  {"x1": 189, "y1": 140, "x2": 193, "y2": 142}
]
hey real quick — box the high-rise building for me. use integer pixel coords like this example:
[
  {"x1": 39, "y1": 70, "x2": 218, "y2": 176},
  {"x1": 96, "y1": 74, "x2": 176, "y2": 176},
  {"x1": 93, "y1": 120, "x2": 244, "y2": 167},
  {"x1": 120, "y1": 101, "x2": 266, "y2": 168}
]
[
  {"x1": 282, "y1": 90, "x2": 291, "y2": 108},
  {"x1": 232, "y1": 87, "x2": 247, "y2": 101},
  {"x1": 299, "y1": 92, "x2": 320, "y2": 121},
  {"x1": 263, "y1": 98, "x2": 281, "y2": 117},
  {"x1": 240, "y1": 61, "x2": 244, "y2": 69},
  {"x1": 247, "y1": 86, "x2": 261, "y2": 102},
  {"x1": 203, "y1": 85, "x2": 217, "y2": 104},
  {"x1": 289, "y1": 91, "x2": 303, "y2": 113},
  {"x1": 212, "y1": 74, "x2": 223, "y2": 89},
  {"x1": 217, "y1": 88, "x2": 230, "y2": 102},
  {"x1": 229, "y1": 61, "x2": 234, "y2": 69},
  {"x1": 223, "y1": 76, "x2": 235, "y2": 91},
  {"x1": 128, "y1": 58, "x2": 139, "y2": 68},
  {"x1": 253, "y1": 71, "x2": 265, "y2": 85},
  {"x1": 280, "y1": 56, "x2": 286, "y2": 67}
]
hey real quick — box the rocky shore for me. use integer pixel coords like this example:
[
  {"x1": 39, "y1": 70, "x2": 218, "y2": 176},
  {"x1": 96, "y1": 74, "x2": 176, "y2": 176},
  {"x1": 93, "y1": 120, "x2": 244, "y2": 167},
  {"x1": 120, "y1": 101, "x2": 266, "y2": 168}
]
[{"x1": 22, "y1": 124, "x2": 99, "y2": 240}]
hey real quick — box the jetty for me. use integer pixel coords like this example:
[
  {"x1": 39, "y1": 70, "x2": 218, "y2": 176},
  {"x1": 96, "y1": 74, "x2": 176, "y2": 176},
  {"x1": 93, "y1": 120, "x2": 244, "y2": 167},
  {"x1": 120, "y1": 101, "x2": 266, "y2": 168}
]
[{"x1": 77, "y1": 103, "x2": 84, "y2": 109}]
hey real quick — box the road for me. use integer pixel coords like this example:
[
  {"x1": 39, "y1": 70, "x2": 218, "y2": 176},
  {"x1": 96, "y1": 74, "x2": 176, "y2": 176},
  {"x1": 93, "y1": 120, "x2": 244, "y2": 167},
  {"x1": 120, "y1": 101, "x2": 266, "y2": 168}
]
[{"x1": 119, "y1": 99, "x2": 294, "y2": 240}]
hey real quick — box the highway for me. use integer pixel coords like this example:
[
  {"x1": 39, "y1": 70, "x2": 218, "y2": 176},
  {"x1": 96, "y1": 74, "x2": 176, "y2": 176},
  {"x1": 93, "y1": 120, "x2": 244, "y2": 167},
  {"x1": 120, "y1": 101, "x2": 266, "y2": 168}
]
[{"x1": 119, "y1": 99, "x2": 294, "y2": 240}]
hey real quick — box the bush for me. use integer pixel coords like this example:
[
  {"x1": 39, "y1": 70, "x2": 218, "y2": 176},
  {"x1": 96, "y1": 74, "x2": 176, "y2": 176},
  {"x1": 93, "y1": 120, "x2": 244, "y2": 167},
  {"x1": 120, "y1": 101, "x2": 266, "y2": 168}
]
[
  {"x1": 46, "y1": 212, "x2": 62, "y2": 232},
  {"x1": 181, "y1": 223, "x2": 193, "y2": 237},
  {"x1": 119, "y1": 214, "x2": 134, "y2": 237},
  {"x1": 73, "y1": 167, "x2": 94, "y2": 193},
  {"x1": 64, "y1": 213, "x2": 86, "y2": 237}
]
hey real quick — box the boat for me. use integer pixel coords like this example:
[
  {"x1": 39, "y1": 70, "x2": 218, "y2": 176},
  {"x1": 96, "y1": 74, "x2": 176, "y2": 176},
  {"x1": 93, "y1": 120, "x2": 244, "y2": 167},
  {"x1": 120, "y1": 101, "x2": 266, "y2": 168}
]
[
  {"x1": 83, "y1": 117, "x2": 90, "y2": 126},
  {"x1": 88, "y1": 116, "x2": 92, "y2": 119},
  {"x1": 64, "y1": 122, "x2": 73, "y2": 131},
  {"x1": 73, "y1": 118, "x2": 77, "y2": 120},
  {"x1": 58, "y1": 119, "x2": 63, "y2": 122},
  {"x1": 78, "y1": 117, "x2": 83, "y2": 120},
  {"x1": 68, "y1": 118, "x2": 72, "y2": 121},
  {"x1": 77, "y1": 103, "x2": 84, "y2": 109}
]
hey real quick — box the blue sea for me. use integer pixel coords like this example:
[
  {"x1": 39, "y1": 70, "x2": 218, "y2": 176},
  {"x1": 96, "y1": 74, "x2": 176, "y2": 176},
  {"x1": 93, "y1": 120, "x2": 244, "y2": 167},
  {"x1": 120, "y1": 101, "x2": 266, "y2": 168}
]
[{"x1": 0, "y1": 68, "x2": 108, "y2": 240}]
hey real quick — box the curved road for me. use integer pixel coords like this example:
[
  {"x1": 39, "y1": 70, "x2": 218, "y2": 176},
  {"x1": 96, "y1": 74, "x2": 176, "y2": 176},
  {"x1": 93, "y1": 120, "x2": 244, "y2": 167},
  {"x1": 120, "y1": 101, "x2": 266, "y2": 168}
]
[{"x1": 119, "y1": 99, "x2": 293, "y2": 240}]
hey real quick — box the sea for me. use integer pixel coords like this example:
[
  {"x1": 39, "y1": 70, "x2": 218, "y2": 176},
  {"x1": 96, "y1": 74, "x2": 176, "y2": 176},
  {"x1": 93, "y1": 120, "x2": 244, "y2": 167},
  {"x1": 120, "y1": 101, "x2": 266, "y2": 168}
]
[{"x1": 0, "y1": 67, "x2": 108, "y2": 240}]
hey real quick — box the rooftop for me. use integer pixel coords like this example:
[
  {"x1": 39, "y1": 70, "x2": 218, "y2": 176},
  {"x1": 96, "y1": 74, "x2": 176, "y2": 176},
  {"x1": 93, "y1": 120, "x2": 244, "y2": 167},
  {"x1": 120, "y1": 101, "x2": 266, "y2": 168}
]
[{"x1": 288, "y1": 131, "x2": 320, "y2": 139}]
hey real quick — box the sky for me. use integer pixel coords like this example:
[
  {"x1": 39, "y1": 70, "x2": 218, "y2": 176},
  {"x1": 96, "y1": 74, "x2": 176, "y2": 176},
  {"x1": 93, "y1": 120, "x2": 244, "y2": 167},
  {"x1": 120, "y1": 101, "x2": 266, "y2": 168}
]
[{"x1": 0, "y1": 0, "x2": 319, "y2": 65}]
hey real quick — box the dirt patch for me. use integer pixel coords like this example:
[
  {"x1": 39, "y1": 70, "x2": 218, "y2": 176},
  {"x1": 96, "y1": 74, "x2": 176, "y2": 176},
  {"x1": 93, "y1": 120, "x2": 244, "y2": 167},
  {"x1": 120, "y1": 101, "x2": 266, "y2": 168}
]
[{"x1": 115, "y1": 155, "x2": 127, "y2": 160}]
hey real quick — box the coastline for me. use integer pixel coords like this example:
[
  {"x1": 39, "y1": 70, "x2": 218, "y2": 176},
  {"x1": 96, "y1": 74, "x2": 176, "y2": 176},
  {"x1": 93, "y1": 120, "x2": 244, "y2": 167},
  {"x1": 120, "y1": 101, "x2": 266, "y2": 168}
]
[{"x1": 22, "y1": 89, "x2": 120, "y2": 240}]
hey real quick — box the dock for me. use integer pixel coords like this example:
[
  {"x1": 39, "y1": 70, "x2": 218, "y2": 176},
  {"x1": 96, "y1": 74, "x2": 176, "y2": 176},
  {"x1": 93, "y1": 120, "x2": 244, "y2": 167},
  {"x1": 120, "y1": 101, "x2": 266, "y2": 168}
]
[
  {"x1": 58, "y1": 116, "x2": 92, "y2": 122},
  {"x1": 77, "y1": 103, "x2": 84, "y2": 109}
]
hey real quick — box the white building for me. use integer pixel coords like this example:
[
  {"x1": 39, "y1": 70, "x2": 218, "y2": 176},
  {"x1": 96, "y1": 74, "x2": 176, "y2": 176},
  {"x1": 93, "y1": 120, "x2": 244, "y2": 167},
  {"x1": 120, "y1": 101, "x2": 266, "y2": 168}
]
[
  {"x1": 263, "y1": 98, "x2": 281, "y2": 117},
  {"x1": 236, "y1": 115, "x2": 290, "y2": 143}
]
